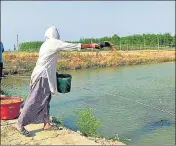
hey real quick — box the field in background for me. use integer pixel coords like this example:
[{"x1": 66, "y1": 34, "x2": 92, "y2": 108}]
[{"x1": 3, "y1": 50, "x2": 175, "y2": 75}]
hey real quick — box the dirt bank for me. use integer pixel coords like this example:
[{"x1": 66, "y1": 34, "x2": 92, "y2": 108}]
[
  {"x1": 2, "y1": 50, "x2": 175, "y2": 76},
  {"x1": 1, "y1": 119, "x2": 125, "y2": 145}
]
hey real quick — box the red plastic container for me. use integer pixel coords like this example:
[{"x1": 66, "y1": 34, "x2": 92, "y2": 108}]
[{"x1": 0, "y1": 96, "x2": 24, "y2": 120}]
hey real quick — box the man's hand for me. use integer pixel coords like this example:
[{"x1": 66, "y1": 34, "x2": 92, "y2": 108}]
[
  {"x1": 81, "y1": 43, "x2": 100, "y2": 49},
  {"x1": 90, "y1": 43, "x2": 100, "y2": 49}
]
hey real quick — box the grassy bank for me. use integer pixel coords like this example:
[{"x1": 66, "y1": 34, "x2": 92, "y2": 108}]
[
  {"x1": 1, "y1": 120, "x2": 124, "y2": 145},
  {"x1": 0, "y1": 107, "x2": 125, "y2": 145},
  {"x1": 3, "y1": 50, "x2": 175, "y2": 75}
]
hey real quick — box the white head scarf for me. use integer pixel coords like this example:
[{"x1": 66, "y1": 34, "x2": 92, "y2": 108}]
[{"x1": 45, "y1": 26, "x2": 60, "y2": 40}]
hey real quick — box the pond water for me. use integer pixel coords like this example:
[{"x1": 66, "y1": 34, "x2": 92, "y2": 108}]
[{"x1": 2, "y1": 62, "x2": 175, "y2": 145}]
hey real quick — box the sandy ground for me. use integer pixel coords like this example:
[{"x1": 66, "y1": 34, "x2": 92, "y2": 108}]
[{"x1": 0, "y1": 119, "x2": 125, "y2": 145}]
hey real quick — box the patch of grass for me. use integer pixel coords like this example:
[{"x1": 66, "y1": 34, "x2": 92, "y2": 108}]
[
  {"x1": 108, "y1": 133, "x2": 132, "y2": 143},
  {"x1": 50, "y1": 116, "x2": 64, "y2": 128},
  {"x1": 108, "y1": 134, "x2": 121, "y2": 141},
  {"x1": 123, "y1": 138, "x2": 132, "y2": 142},
  {"x1": 76, "y1": 108, "x2": 101, "y2": 137}
]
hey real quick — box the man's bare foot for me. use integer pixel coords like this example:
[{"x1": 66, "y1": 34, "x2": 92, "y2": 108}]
[{"x1": 43, "y1": 123, "x2": 58, "y2": 130}]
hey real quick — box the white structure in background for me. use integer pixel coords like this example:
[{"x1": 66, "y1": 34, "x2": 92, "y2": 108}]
[{"x1": 16, "y1": 34, "x2": 19, "y2": 50}]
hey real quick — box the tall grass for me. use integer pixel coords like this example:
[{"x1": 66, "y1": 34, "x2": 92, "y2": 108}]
[
  {"x1": 2, "y1": 50, "x2": 175, "y2": 75},
  {"x1": 77, "y1": 108, "x2": 101, "y2": 137}
]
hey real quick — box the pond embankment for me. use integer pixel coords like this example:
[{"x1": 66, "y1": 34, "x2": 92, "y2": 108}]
[
  {"x1": 1, "y1": 117, "x2": 124, "y2": 145},
  {"x1": 2, "y1": 50, "x2": 175, "y2": 76}
]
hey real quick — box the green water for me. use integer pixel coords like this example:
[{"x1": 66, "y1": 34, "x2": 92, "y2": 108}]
[{"x1": 2, "y1": 62, "x2": 175, "y2": 145}]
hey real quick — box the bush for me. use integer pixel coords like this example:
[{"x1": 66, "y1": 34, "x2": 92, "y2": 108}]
[{"x1": 77, "y1": 108, "x2": 101, "y2": 137}]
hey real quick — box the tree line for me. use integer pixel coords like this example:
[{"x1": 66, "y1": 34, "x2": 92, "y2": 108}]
[{"x1": 18, "y1": 33, "x2": 175, "y2": 51}]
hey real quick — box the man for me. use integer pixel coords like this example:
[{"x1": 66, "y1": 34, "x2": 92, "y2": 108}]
[
  {"x1": 0, "y1": 42, "x2": 4, "y2": 93},
  {"x1": 16, "y1": 26, "x2": 100, "y2": 136}
]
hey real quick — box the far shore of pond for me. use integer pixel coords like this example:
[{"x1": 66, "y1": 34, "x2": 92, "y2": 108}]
[{"x1": 2, "y1": 50, "x2": 175, "y2": 76}]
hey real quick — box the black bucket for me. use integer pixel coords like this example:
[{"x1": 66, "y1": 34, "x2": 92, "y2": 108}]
[{"x1": 56, "y1": 73, "x2": 72, "y2": 93}]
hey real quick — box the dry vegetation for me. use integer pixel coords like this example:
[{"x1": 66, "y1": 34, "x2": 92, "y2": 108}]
[{"x1": 3, "y1": 50, "x2": 175, "y2": 75}]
